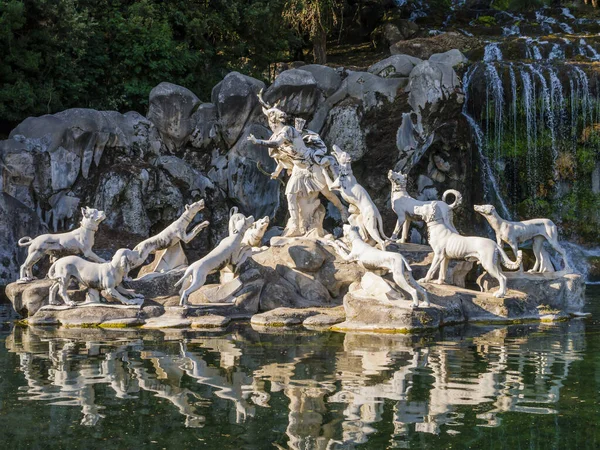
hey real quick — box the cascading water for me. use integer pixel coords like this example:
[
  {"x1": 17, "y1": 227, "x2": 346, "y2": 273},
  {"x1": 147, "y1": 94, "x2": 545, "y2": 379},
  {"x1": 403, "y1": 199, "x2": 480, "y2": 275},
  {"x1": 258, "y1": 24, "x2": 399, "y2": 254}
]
[{"x1": 463, "y1": 42, "x2": 600, "y2": 231}]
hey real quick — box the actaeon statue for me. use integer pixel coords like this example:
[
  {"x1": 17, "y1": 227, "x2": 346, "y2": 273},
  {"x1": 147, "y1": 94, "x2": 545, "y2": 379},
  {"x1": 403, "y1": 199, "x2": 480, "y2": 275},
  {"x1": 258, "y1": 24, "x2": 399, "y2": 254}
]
[{"x1": 247, "y1": 90, "x2": 348, "y2": 237}]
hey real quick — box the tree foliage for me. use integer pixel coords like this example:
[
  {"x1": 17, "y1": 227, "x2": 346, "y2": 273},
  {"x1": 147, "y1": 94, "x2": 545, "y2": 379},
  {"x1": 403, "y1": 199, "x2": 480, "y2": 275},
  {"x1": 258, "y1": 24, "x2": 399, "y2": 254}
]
[{"x1": 0, "y1": 0, "x2": 295, "y2": 129}]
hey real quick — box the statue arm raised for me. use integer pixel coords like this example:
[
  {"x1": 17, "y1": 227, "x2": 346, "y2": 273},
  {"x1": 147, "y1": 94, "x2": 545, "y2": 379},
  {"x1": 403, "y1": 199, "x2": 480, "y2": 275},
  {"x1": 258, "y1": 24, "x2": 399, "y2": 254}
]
[{"x1": 247, "y1": 133, "x2": 283, "y2": 148}]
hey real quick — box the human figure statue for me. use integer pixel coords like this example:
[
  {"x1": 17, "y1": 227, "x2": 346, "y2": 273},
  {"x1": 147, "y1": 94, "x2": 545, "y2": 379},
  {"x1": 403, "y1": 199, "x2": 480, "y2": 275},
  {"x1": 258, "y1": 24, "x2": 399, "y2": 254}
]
[{"x1": 247, "y1": 89, "x2": 348, "y2": 237}]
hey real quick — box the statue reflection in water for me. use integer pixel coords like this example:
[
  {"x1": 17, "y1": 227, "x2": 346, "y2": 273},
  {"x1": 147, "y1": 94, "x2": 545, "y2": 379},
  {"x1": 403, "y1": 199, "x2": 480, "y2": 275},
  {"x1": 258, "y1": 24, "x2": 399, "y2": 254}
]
[{"x1": 5, "y1": 319, "x2": 586, "y2": 447}]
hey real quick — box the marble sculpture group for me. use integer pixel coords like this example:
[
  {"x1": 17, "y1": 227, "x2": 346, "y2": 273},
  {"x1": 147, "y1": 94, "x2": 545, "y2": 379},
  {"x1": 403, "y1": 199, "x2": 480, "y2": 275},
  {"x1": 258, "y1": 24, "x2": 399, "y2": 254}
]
[{"x1": 15, "y1": 92, "x2": 573, "y2": 311}]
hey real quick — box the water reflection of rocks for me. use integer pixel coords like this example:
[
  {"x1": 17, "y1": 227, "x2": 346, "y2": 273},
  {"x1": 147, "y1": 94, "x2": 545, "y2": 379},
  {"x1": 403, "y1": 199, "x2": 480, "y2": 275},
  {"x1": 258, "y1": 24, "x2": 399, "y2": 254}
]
[{"x1": 6, "y1": 320, "x2": 585, "y2": 448}]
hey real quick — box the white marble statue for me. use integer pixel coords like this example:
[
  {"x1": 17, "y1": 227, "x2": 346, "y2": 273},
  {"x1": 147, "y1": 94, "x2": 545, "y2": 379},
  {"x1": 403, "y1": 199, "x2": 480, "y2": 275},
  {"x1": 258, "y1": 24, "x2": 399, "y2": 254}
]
[
  {"x1": 176, "y1": 212, "x2": 255, "y2": 307},
  {"x1": 48, "y1": 248, "x2": 143, "y2": 307},
  {"x1": 414, "y1": 202, "x2": 522, "y2": 298},
  {"x1": 330, "y1": 224, "x2": 429, "y2": 307},
  {"x1": 247, "y1": 89, "x2": 347, "y2": 237},
  {"x1": 474, "y1": 204, "x2": 571, "y2": 273},
  {"x1": 330, "y1": 145, "x2": 389, "y2": 249},
  {"x1": 133, "y1": 199, "x2": 209, "y2": 269},
  {"x1": 388, "y1": 170, "x2": 462, "y2": 243},
  {"x1": 17, "y1": 207, "x2": 107, "y2": 283}
]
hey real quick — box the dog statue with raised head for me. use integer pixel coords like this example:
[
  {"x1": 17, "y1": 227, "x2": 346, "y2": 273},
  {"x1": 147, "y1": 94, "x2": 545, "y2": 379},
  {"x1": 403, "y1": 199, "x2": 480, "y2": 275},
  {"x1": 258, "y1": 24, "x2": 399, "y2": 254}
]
[
  {"x1": 48, "y1": 248, "x2": 143, "y2": 307},
  {"x1": 474, "y1": 204, "x2": 571, "y2": 273},
  {"x1": 176, "y1": 212, "x2": 255, "y2": 307},
  {"x1": 17, "y1": 207, "x2": 107, "y2": 283},
  {"x1": 133, "y1": 199, "x2": 209, "y2": 265},
  {"x1": 414, "y1": 202, "x2": 522, "y2": 298},
  {"x1": 388, "y1": 170, "x2": 462, "y2": 243},
  {"x1": 331, "y1": 224, "x2": 429, "y2": 307},
  {"x1": 330, "y1": 146, "x2": 390, "y2": 249}
]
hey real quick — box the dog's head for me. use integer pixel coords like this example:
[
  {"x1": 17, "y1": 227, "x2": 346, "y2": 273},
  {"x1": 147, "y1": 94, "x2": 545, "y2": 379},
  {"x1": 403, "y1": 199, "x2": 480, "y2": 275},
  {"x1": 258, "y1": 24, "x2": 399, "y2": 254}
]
[
  {"x1": 253, "y1": 216, "x2": 270, "y2": 234},
  {"x1": 414, "y1": 202, "x2": 441, "y2": 224},
  {"x1": 184, "y1": 199, "x2": 205, "y2": 217},
  {"x1": 332, "y1": 145, "x2": 352, "y2": 166},
  {"x1": 342, "y1": 224, "x2": 362, "y2": 242},
  {"x1": 228, "y1": 207, "x2": 248, "y2": 235},
  {"x1": 80, "y1": 207, "x2": 106, "y2": 227},
  {"x1": 474, "y1": 204, "x2": 495, "y2": 216},
  {"x1": 112, "y1": 248, "x2": 138, "y2": 275},
  {"x1": 388, "y1": 170, "x2": 407, "y2": 188}
]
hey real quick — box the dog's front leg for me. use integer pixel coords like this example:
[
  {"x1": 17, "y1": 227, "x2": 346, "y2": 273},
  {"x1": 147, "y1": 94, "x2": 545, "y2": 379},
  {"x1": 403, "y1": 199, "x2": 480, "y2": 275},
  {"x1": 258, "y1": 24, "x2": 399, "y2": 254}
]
[
  {"x1": 391, "y1": 217, "x2": 404, "y2": 241},
  {"x1": 433, "y1": 257, "x2": 448, "y2": 285},
  {"x1": 401, "y1": 218, "x2": 411, "y2": 243},
  {"x1": 420, "y1": 253, "x2": 443, "y2": 283},
  {"x1": 182, "y1": 221, "x2": 210, "y2": 243},
  {"x1": 116, "y1": 285, "x2": 144, "y2": 299},
  {"x1": 105, "y1": 287, "x2": 143, "y2": 306}
]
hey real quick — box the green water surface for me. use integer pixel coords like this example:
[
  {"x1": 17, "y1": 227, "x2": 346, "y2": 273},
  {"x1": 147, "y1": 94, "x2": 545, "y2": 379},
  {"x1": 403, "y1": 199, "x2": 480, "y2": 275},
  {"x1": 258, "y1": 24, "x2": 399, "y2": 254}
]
[{"x1": 1, "y1": 287, "x2": 600, "y2": 449}]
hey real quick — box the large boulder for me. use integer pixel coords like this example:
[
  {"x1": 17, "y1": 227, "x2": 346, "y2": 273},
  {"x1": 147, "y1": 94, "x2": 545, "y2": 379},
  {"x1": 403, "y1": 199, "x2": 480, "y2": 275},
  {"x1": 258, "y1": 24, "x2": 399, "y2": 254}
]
[
  {"x1": 297, "y1": 65, "x2": 342, "y2": 97},
  {"x1": 147, "y1": 82, "x2": 200, "y2": 152},
  {"x1": 407, "y1": 61, "x2": 462, "y2": 113},
  {"x1": 322, "y1": 100, "x2": 368, "y2": 161},
  {"x1": 189, "y1": 103, "x2": 219, "y2": 150},
  {"x1": 429, "y1": 49, "x2": 468, "y2": 68},
  {"x1": 345, "y1": 71, "x2": 406, "y2": 110},
  {"x1": 212, "y1": 72, "x2": 265, "y2": 147},
  {"x1": 264, "y1": 69, "x2": 320, "y2": 116},
  {"x1": 368, "y1": 54, "x2": 422, "y2": 78}
]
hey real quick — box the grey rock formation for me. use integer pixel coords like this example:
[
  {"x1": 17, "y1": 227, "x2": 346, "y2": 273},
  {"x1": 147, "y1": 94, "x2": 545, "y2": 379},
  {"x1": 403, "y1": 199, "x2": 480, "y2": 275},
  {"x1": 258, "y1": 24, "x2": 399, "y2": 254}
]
[
  {"x1": 147, "y1": 82, "x2": 200, "y2": 152},
  {"x1": 225, "y1": 125, "x2": 279, "y2": 218},
  {"x1": 368, "y1": 54, "x2": 422, "y2": 78},
  {"x1": 429, "y1": 49, "x2": 468, "y2": 68},
  {"x1": 212, "y1": 72, "x2": 265, "y2": 146},
  {"x1": 298, "y1": 65, "x2": 342, "y2": 97},
  {"x1": 264, "y1": 69, "x2": 320, "y2": 115},
  {"x1": 407, "y1": 61, "x2": 462, "y2": 113},
  {"x1": 323, "y1": 101, "x2": 368, "y2": 161}
]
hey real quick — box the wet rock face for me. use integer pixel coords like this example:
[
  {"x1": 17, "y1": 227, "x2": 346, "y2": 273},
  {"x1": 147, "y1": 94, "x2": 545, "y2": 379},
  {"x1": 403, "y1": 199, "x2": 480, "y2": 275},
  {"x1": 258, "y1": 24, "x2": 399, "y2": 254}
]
[{"x1": 391, "y1": 32, "x2": 478, "y2": 59}]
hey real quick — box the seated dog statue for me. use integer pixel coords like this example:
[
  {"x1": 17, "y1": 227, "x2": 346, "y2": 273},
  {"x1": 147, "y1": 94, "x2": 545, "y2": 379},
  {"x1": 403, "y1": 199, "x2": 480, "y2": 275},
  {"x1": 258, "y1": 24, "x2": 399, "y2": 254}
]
[
  {"x1": 17, "y1": 207, "x2": 106, "y2": 283},
  {"x1": 48, "y1": 248, "x2": 143, "y2": 307},
  {"x1": 474, "y1": 204, "x2": 571, "y2": 273},
  {"x1": 330, "y1": 224, "x2": 429, "y2": 307},
  {"x1": 414, "y1": 202, "x2": 522, "y2": 298},
  {"x1": 176, "y1": 212, "x2": 255, "y2": 307}
]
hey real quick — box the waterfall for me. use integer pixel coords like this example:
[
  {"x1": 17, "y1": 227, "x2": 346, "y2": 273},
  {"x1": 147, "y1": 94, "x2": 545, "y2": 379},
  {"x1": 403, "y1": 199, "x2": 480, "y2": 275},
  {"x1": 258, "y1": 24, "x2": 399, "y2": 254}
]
[
  {"x1": 462, "y1": 67, "x2": 512, "y2": 219},
  {"x1": 463, "y1": 56, "x2": 597, "y2": 218},
  {"x1": 483, "y1": 43, "x2": 503, "y2": 62}
]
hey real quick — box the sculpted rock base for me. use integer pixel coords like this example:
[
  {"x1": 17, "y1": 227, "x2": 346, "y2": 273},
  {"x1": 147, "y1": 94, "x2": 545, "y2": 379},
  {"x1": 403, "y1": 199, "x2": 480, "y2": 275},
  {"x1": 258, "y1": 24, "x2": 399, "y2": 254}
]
[
  {"x1": 4, "y1": 239, "x2": 586, "y2": 332},
  {"x1": 336, "y1": 271, "x2": 586, "y2": 333}
]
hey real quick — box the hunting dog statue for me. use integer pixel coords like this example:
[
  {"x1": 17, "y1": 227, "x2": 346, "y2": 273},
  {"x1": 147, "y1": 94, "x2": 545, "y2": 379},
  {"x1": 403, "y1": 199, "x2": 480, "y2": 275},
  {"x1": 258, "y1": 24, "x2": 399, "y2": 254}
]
[
  {"x1": 176, "y1": 213, "x2": 255, "y2": 307},
  {"x1": 17, "y1": 207, "x2": 107, "y2": 283},
  {"x1": 330, "y1": 145, "x2": 390, "y2": 249},
  {"x1": 388, "y1": 170, "x2": 462, "y2": 243},
  {"x1": 414, "y1": 202, "x2": 522, "y2": 298},
  {"x1": 474, "y1": 204, "x2": 571, "y2": 273},
  {"x1": 48, "y1": 248, "x2": 143, "y2": 307},
  {"x1": 331, "y1": 225, "x2": 429, "y2": 307}
]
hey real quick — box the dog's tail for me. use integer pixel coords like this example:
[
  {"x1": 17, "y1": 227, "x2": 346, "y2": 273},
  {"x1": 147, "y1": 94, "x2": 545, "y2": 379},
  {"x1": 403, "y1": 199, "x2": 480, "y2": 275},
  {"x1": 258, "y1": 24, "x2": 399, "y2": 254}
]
[
  {"x1": 174, "y1": 267, "x2": 192, "y2": 288},
  {"x1": 497, "y1": 246, "x2": 522, "y2": 271},
  {"x1": 442, "y1": 190, "x2": 463, "y2": 209},
  {"x1": 47, "y1": 261, "x2": 57, "y2": 280},
  {"x1": 18, "y1": 237, "x2": 33, "y2": 247},
  {"x1": 399, "y1": 253, "x2": 413, "y2": 272},
  {"x1": 376, "y1": 215, "x2": 393, "y2": 243}
]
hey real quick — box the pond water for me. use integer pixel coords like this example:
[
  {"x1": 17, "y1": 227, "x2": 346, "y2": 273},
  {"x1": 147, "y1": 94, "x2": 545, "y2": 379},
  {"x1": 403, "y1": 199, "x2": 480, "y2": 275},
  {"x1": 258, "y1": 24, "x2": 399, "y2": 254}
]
[{"x1": 1, "y1": 288, "x2": 600, "y2": 449}]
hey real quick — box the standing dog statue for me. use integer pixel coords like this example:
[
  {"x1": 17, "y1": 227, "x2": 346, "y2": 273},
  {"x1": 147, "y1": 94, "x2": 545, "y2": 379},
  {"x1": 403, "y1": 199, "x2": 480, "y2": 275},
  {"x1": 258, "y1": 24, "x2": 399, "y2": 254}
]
[
  {"x1": 331, "y1": 225, "x2": 429, "y2": 307},
  {"x1": 48, "y1": 248, "x2": 143, "y2": 307},
  {"x1": 388, "y1": 170, "x2": 462, "y2": 243},
  {"x1": 133, "y1": 199, "x2": 209, "y2": 266},
  {"x1": 176, "y1": 213, "x2": 255, "y2": 307},
  {"x1": 330, "y1": 146, "x2": 390, "y2": 249},
  {"x1": 17, "y1": 207, "x2": 107, "y2": 283},
  {"x1": 474, "y1": 204, "x2": 571, "y2": 273},
  {"x1": 414, "y1": 202, "x2": 522, "y2": 298}
]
